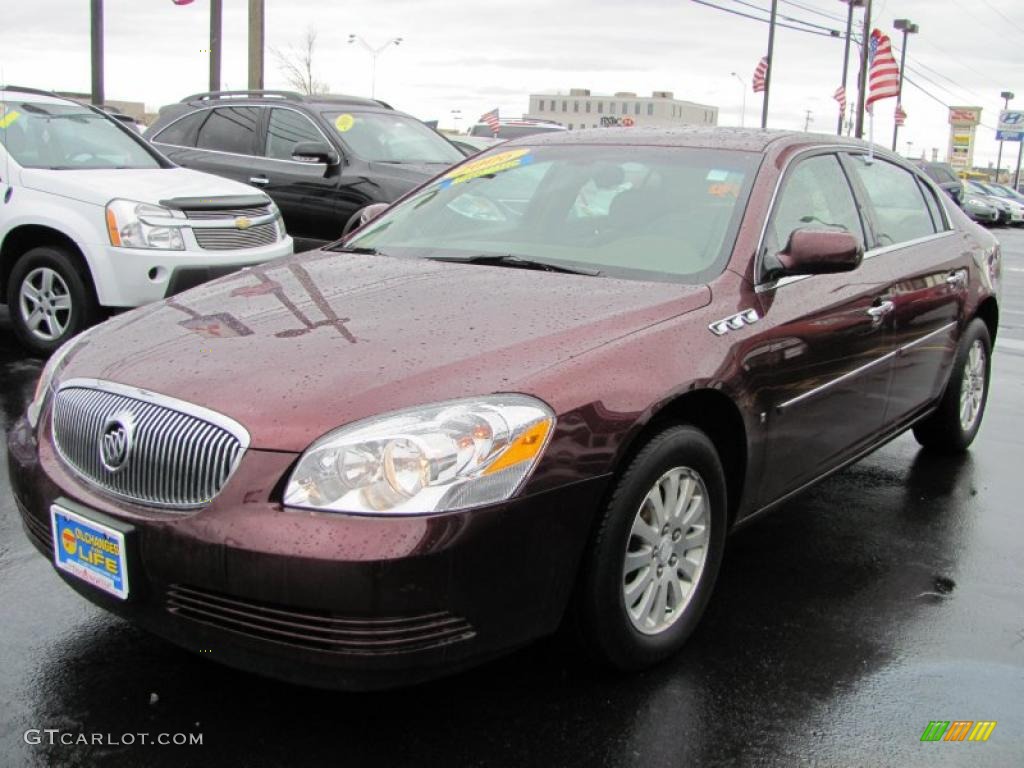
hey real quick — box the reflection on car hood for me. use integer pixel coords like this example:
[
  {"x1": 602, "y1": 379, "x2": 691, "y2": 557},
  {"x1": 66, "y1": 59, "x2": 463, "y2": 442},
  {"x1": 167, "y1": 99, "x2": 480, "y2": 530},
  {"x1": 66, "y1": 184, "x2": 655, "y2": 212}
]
[
  {"x1": 60, "y1": 252, "x2": 710, "y2": 451},
  {"x1": 19, "y1": 167, "x2": 265, "y2": 208}
]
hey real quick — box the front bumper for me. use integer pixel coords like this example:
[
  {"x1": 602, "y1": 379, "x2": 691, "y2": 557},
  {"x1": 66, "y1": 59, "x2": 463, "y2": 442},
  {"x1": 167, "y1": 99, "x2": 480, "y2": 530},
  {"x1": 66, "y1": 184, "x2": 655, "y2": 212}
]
[
  {"x1": 8, "y1": 416, "x2": 605, "y2": 690},
  {"x1": 86, "y1": 237, "x2": 294, "y2": 308}
]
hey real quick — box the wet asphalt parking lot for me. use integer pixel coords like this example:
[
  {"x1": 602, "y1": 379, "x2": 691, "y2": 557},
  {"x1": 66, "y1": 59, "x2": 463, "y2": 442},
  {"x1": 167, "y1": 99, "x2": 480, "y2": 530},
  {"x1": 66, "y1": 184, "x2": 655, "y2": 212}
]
[{"x1": 1, "y1": 229, "x2": 1023, "y2": 768}]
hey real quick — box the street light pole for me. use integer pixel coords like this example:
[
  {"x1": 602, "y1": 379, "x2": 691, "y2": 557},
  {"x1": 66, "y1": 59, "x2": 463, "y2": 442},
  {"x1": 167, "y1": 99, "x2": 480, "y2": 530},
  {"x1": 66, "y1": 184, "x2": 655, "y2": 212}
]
[
  {"x1": 891, "y1": 18, "x2": 918, "y2": 151},
  {"x1": 730, "y1": 72, "x2": 747, "y2": 127},
  {"x1": 348, "y1": 35, "x2": 403, "y2": 99},
  {"x1": 855, "y1": 0, "x2": 873, "y2": 138},
  {"x1": 248, "y1": 0, "x2": 264, "y2": 89},
  {"x1": 761, "y1": 0, "x2": 778, "y2": 130},
  {"x1": 837, "y1": 0, "x2": 863, "y2": 136},
  {"x1": 90, "y1": 0, "x2": 104, "y2": 105},
  {"x1": 209, "y1": 0, "x2": 222, "y2": 92},
  {"x1": 996, "y1": 90, "x2": 1014, "y2": 184}
]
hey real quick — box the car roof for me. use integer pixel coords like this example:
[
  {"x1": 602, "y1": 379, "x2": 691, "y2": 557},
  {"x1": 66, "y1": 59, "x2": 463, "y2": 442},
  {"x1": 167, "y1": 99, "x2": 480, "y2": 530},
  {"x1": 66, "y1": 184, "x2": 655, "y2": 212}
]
[
  {"x1": 0, "y1": 86, "x2": 81, "y2": 107},
  {"x1": 178, "y1": 90, "x2": 394, "y2": 111},
  {"x1": 499, "y1": 126, "x2": 877, "y2": 154}
]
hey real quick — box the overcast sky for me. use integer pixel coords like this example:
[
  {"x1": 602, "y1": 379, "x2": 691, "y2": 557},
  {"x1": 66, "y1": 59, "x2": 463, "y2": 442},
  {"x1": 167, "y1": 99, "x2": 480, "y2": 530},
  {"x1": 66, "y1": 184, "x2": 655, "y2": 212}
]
[{"x1": 1, "y1": 0, "x2": 1022, "y2": 168}]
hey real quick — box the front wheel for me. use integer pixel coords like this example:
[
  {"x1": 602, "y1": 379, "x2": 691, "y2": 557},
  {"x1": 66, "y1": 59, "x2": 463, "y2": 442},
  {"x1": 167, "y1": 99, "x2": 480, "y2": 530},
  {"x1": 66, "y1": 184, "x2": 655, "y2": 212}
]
[
  {"x1": 6, "y1": 245, "x2": 98, "y2": 356},
  {"x1": 912, "y1": 318, "x2": 992, "y2": 453},
  {"x1": 572, "y1": 425, "x2": 728, "y2": 670}
]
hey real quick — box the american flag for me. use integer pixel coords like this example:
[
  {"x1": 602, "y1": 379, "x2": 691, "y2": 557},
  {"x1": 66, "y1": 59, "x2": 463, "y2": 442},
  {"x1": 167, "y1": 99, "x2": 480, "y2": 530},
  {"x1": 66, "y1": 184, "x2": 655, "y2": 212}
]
[
  {"x1": 479, "y1": 108, "x2": 500, "y2": 136},
  {"x1": 894, "y1": 105, "x2": 907, "y2": 126},
  {"x1": 833, "y1": 86, "x2": 847, "y2": 114},
  {"x1": 866, "y1": 29, "x2": 900, "y2": 114},
  {"x1": 752, "y1": 56, "x2": 768, "y2": 93}
]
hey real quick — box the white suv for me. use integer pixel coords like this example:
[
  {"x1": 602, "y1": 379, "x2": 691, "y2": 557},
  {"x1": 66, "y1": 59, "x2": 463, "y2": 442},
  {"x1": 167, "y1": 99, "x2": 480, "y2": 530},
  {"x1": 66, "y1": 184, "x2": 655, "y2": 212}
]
[{"x1": 0, "y1": 87, "x2": 293, "y2": 354}]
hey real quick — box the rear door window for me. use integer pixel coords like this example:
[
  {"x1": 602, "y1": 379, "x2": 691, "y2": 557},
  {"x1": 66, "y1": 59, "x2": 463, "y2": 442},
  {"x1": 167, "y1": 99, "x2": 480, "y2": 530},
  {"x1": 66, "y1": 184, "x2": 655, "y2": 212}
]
[
  {"x1": 195, "y1": 107, "x2": 260, "y2": 155},
  {"x1": 848, "y1": 156, "x2": 937, "y2": 246}
]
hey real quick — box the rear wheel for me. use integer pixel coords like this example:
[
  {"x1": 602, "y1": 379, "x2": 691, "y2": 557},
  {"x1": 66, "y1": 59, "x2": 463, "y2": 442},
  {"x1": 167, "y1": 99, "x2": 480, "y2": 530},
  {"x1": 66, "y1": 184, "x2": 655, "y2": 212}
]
[
  {"x1": 912, "y1": 318, "x2": 991, "y2": 453},
  {"x1": 7, "y1": 245, "x2": 98, "y2": 356},
  {"x1": 573, "y1": 425, "x2": 727, "y2": 669}
]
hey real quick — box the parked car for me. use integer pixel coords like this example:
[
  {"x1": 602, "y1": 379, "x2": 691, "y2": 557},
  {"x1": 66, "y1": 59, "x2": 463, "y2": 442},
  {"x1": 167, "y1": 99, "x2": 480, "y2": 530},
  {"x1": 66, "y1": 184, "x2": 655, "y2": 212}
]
[
  {"x1": 147, "y1": 90, "x2": 465, "y2": 252},
  {"x1": 469, "y1": 118, "x2": 568, "y2": 140},
  {"x1": 966, "y1": 180, "x2": 1023, "y2": 225},
  {"x1": 0, "y1": 86, "x2": 293, "y2": 355},
  {"x1": 96, "y1": 105, "x2": 145, "y2": 134},
  {"x1": 10, "y1": 128, "x2": 1000, "y2": 690},
  {"x1": 970, "y1": 180, "x2": 1024, "y2": 225},
  {"x1": 910, "y1": 160, "x2": 964, "y2": 205},
  {"x1": 448, "y1": 134, "x2": 503, "y2": 156},
  {"x1": 961, "y1": 190, "x2": 1000, "y2": 225}
]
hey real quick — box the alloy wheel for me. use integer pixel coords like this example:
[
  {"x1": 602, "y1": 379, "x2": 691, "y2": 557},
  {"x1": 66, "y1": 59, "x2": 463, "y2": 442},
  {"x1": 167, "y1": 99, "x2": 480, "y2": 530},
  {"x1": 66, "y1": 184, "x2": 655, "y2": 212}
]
[
  {"x1": 622, "y1": 466, "x2": 711, "y2": 635},
  {"x1": 959, "y1": 339, "x2": 986, "y2": 432},
  {"x1": 18, "y1": 267, "x2": 72, "y2": 342}
]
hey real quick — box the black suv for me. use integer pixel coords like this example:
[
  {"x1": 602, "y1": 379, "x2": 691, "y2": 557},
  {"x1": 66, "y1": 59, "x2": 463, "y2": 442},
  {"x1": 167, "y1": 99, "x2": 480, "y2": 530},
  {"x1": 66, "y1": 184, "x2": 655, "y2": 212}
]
[{"x1": 147, "y1": 90, "x2": 465, "y2": 250}]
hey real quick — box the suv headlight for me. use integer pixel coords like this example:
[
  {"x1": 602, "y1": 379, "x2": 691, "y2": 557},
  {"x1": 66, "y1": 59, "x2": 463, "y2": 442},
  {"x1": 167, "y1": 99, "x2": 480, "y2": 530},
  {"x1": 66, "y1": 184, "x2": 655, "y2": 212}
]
[
  {"x1": 106, "y1": 199, "x2": 184, "y2": 250},
  {"x1": 284, "y1": 395, "x2": 555, "y2": 515}
]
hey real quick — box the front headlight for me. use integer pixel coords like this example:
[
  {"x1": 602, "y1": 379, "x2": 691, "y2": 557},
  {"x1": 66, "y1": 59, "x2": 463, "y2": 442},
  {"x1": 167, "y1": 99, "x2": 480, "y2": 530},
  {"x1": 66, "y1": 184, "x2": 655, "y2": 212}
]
[
  {"x1": 284, "y1": 395, "x2": 555, "y2": 515},
  {"x1": 105, "y1": 199, "x2": 184, "y2": 250},
  {"x1": 26, "y1": 322, "x2": 103, "y2": 428}
]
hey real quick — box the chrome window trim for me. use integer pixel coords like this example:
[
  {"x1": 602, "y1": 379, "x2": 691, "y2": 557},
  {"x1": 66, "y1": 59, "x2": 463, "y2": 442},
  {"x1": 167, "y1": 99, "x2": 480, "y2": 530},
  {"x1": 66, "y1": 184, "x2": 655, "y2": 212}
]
[
  {"x1": 152, "y1": 104, "x2": 338, "y2": 166},
  {"x1": 777, "y1": 320, "x2": 957, "y2": 411},
  {"x1": 51, "y1": 378, "x2": 251, "y2": 510}
]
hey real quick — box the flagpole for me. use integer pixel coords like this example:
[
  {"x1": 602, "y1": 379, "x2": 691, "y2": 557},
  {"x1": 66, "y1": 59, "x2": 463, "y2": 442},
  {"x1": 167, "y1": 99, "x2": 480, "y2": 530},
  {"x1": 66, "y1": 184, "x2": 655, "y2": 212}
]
[
  {"x1": 837, "y1": 1, "x2": 860, "y2": 136},
  {"x1": 761, "y1": 0, "x2": 778, "y2": 130},
  {"x1": 868, "y1": 110, "x2": 874, "y2": 162},
  {"x1": 855, "y1": 0, "x2": 872, "y2": 138},
  {"x1": 891, "y1": 19, "x2": 918, "y2": 151}
]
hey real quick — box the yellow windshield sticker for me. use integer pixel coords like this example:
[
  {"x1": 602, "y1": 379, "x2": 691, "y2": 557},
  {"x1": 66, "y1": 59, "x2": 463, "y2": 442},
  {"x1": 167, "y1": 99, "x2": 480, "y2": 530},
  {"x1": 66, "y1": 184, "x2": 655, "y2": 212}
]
[
  {"x1": 440, "y1": 148, "x2": 532, "y2": 187},
  {"x1": 0, "y1": 110, "x2": 21, "y2": 129},
  {"x1": 334, "y1": 114, "x2": 355, "y2": 132}
]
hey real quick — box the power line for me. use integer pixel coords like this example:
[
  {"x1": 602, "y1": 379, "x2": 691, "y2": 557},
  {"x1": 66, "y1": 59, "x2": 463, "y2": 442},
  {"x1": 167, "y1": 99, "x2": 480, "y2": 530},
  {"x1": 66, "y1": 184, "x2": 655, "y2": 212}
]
[
  {"x1": 779, "y1": 0, "x2": 848, "y2": 24},
  {"x1": 722, "y1": 0, "x2": 843, "y2": 35},
  {"x1": 977, "y1": 0, "x2": 1024, "y2": 36},
  {"x1": 690, "y1": 0, "x2": 844, "y2": 39}
]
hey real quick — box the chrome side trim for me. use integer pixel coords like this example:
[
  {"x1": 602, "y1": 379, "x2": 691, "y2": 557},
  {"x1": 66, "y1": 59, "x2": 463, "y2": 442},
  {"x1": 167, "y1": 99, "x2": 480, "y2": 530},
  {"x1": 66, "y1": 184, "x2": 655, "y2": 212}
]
[
  {"x1": 709, "y1": 308, "x2": 759, "y2": 336},
  {"x1": 777, "y1": 320, "x2": 958, "y2": 411}
]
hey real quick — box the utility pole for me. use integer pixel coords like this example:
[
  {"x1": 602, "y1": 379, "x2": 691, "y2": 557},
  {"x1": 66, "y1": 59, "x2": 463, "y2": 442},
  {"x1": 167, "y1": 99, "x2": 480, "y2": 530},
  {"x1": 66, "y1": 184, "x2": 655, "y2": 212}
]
[
  {"x1": 855, "y1": 0, "x2": 873, "y2": 138},
  {"x1": 995, "y1": 90, "x2": 1014, "y2": 183},
  {"x1": 248, "y1": 0, "x2": 264, "y2": 90},
  {"x1": 761, "y1": 0, "x2": 778, "y2": 130},
  {"x1": 804, "y1": 110, "x2": 813, "y2": 131},
  {"x1": 891, "y1": 18, "x2": 918, "y2": 151},
  {"x1": 837, "y1": 0, "x2": 863, "y2": 136},
  {"x1": 90, "y1": 0, "x2": 104, "y2": 105},
  {"x1": 1014, "y1": 142, "x2": 1022, "y2": 190},
  {"x1": 209, "y1": 0, "x2": 222, "y2": 92}
]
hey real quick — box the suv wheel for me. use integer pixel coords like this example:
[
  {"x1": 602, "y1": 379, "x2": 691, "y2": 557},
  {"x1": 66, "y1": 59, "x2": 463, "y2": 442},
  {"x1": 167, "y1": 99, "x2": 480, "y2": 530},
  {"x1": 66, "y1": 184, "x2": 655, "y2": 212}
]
[{"x1": 7, "y1": 245, "x2": 98, "y2": 356}]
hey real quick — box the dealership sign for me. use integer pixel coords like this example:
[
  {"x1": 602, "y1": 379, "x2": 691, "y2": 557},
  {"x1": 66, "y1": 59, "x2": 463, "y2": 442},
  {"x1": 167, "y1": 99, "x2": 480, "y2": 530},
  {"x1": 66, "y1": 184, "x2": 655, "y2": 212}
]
[
  {"x1": 996, "y1": 110, "x2": 1024, "y2": 142},
  {"x1": 947, "y1": 106, "x2": 982, "y2": 168}
]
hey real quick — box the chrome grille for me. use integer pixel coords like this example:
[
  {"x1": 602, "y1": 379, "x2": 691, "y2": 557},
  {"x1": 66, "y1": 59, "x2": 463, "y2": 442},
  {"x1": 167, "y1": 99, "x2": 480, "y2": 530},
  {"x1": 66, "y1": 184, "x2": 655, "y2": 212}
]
[
  {"x1": 193, "y1": 222, "x2": 279, "y2": 251},
  {"x1": 183, "y1": 205, "x2": 270, "y2": 220},
  {"x1": 50, "y1": 381, "x2": 249, "y2": 510}
]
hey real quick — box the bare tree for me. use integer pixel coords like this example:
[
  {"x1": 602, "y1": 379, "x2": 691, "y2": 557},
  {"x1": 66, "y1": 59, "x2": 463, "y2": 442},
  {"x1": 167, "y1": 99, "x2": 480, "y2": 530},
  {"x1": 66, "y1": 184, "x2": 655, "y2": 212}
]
[{"x1": 271, "y1": 27, "x2": 328, "y2": 95}]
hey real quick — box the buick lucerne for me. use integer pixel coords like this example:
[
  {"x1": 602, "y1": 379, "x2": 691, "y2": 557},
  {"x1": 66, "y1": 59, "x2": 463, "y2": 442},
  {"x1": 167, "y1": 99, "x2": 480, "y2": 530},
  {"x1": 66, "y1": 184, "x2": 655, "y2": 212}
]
[{"x1": 8, "y1": 128, "x2": 1001, "y2": 689}]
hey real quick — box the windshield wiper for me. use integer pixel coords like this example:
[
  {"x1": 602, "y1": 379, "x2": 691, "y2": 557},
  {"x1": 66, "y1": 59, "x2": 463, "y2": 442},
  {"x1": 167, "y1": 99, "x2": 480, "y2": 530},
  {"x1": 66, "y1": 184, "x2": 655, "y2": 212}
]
[{"x1": 429, "y1": 254, "x2": 602, "y2": 276}]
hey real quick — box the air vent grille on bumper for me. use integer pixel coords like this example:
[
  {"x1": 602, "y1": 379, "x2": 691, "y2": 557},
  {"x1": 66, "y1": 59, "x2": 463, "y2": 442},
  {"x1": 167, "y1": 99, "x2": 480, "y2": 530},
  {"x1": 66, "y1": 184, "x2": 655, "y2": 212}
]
[
  {"x1": 193, "y1": 222, "x2": 279, "y2": 251},
  {"x1": 165, "y1": 584, "x2": 477, "y2": 655},
  {"x1": 51, "y1": 382, "x2": 248, "y2": 510}
]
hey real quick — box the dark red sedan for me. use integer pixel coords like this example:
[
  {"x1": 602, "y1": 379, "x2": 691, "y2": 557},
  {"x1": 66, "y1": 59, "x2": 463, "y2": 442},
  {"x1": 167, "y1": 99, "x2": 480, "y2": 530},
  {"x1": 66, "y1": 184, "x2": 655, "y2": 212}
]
[{"x1": 8, "y1": 128, "x2": 1001, "y2": 689}]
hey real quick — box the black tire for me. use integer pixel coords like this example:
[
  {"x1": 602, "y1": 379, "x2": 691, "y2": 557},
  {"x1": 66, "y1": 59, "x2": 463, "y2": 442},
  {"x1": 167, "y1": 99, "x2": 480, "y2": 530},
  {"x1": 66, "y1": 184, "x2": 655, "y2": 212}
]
[
  {"x1": 6, "y1": 245, "x2": 98, "y2": 357},
  {"x1": 912, "y1": 318, "x2": 992, "y2": 453},
  {"x1": 572, "y1": 425, "x2": 728, "y2": 670}
]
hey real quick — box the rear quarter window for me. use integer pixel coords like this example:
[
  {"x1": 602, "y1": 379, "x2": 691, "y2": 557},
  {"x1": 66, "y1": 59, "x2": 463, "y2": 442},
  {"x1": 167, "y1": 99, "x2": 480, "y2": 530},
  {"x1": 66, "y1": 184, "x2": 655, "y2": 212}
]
[{"x1": 152, "y1": 110, "x2": 206, "y2": 147}]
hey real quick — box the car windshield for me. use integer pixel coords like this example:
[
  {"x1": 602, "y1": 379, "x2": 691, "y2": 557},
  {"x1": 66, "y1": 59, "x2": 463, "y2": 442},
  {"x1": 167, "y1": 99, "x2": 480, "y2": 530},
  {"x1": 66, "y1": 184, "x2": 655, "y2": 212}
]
[
  {"x1": 323, "y1": 111, "x2": 463, "y2": 164},
  {"x1": 0, "y1": 101, "x2": 159, "y2": 170},
  {"x1": 344, "y1": 144, "x2": 759, "y2": 284}
]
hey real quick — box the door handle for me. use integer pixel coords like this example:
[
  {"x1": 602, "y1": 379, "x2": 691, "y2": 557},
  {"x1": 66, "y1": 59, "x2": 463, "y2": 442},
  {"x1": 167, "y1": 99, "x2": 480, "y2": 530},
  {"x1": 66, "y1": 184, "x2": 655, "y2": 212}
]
[
  {"x1": 945, "y1": 270, "x2": 967, "y2": 287},
  {"x1": 249, "y1": 176, "x2": 269, "y2": 185},
  {"x1": 866, "y1": 300, "x2": 895, "y2": 319}
]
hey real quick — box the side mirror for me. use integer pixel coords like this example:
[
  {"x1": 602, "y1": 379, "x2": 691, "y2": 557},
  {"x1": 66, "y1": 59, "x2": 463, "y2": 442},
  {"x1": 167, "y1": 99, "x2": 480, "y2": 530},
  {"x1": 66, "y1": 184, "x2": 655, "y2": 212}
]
[
  {"x1": 291, "y1": 141, "x2": 340, "y2": 165},
  {"x1": 776, "y1": 228, "x2": 863, "y2": 277},
  {"x1": 949, "y1": 185, "x2": 964, "y2": 207},
  {"x1": 342, "y1": 202, "x2": 390, "y2": 236}
]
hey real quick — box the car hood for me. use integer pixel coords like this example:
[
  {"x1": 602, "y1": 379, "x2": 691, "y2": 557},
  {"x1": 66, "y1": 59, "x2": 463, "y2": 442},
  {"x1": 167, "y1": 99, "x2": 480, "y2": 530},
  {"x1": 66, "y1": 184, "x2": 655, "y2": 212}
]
[
  {"x1": 19, "y1": 167, "x2": 265, "y2": 208},
  {"x1": 58, "y1": 252, "x2": 710, "y2": 451}
]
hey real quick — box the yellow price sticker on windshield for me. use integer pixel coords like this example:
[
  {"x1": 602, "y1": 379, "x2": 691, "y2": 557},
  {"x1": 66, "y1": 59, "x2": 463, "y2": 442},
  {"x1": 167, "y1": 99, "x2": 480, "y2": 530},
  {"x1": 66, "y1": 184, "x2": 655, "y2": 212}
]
[
  {"x1": 440, "y1": 148, "x2": 532, "y2": 187},
  {"x1": 0, "y1": 110, "x2": 21, "y2": 129},
  {"x1": 334, "y1": 114, "x2": 355, "y2": 132}
]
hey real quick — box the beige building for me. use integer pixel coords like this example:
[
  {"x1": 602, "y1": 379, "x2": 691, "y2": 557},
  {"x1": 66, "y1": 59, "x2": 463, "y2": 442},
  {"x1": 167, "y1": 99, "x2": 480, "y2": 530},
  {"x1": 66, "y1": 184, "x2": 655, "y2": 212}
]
[{"x1": 524, "y1": 88, "x2": 717, "y2": 130}]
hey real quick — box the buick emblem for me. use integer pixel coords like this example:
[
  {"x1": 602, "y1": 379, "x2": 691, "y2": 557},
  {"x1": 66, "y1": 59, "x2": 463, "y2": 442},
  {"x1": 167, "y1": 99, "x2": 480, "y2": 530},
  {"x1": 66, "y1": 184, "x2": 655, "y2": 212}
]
[{"x1": 99, "y1": 412, "x2": 134, "y2": 473}]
